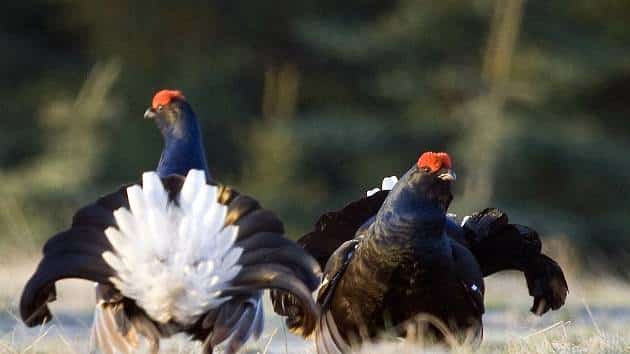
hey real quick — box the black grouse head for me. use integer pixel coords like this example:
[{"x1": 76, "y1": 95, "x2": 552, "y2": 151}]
[
  {"x1": 401, "y1": 151, "x2": 455, "y2": 211},
  {"x1": 144, "y1": 89, "x2": 194, "y2": 138}
]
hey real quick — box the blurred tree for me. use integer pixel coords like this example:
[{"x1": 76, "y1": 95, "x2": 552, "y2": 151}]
[
  {"x1": 0, "y1": 61, "x2": 120, "y2": 251},
  {"x1": 1, "y1": 0, "x2": 629, "y2": 270},
  {"x1": 456, "y1": 0, "x2": 524, "y2": 210}
]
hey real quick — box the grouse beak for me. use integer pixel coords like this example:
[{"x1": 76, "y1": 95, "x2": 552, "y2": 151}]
[
  {"x1": 438, "y1": 169, "x2": 456, "y2": 182},
  {"x1": 144, "y1": 108, "x2": 156, "y2": 119}
]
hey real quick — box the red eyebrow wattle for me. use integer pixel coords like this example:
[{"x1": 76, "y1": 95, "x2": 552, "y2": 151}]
[
  {"x1": 152, "y1": 90, "x2": 185, "y2": 109},
  {"x1": 417, "y1": 152, "x2": 452, "y2": 172}
]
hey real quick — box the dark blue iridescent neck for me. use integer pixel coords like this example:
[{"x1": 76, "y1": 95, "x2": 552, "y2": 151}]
[
  {"x1": 156, "y1": 103, "x2": 210, "y2": 179},
  {"x1": 371, "y1": 167, "x2": 446, "y2": 242}
]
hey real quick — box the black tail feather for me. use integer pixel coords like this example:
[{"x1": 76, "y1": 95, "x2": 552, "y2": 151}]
[
  {"x1": 234, "y1": 232, "x2": 296, "y2": 252},
  {"x1": 20, "y1": 187, "x2": 128, "y2": 327},
  {"x1": 225, "y1": 264, "x2": 320, "y2": 336},
  {"x1": 224, "y1": 195, "x2": 260, "y2": 226},
  {"x1": 223, "y1": 300, "x2": 258, "y2": 354},
  {"x1": 234, "y1": 209, "x2": 285, "y2": 240},
  {"x1": 237, "y1": 244, "x2": 321, "y2": 290},
  {"x1": 20, "y1": 175, "x2": 321, "y2": 354},
  {"x1": 21, "y1": 252, "x2": 114, "y2": 326},
  {"x1": 208, "y1": 299, "x2": 247, "y2": 347}
]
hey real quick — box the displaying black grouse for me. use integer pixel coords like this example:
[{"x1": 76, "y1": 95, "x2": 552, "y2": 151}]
[
  {"x1": 276, "y1": 152, "x2": 485, "y2": 352},
  {"x1": 20, "y1": 90, "x2": 321, "y2": 354},
  {"x1": 272, "y1": 152, "x2": 568, "y2": 353}
]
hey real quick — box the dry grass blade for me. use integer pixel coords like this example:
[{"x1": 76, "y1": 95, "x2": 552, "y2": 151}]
[
  {"x1": 20, "y1": 325, "x2": 53, "y2": 353},
  {"x1": 522, "y1": 321, "x2": 571, "y2": 340},
  {"x1": 581, "y1": 298, "x2": 602, "y2": 337},
  {"x1": 261, "y1": 328, "x2": 278, "y2": 354}
]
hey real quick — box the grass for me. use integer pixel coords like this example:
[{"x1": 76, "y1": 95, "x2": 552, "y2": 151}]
[
  {"x1": 1, "y1": 256, "x2": 630, "y2": 353},
  {"x1": 357, "y1": 329, "x2": 630, "y2": 354},
  {"x1": 1, "y1": 61, "x2": 628, "y2": 353},
  {"x1": 354, "y1": 269, "x2": 630, "y2": 354}
]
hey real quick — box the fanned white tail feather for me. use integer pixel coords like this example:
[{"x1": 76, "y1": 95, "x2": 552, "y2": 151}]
[{"x1": 102, "y1": 169, "x2": 241, "y2": 325}]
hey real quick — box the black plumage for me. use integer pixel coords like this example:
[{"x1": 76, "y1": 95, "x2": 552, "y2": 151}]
[
  {"x1": 275, "y1": 152, "x2": 485, "y2": 353},
  {"x1": 20, "y1": 175, "x2": 320, "y2": 354},
  {"x1": 461, "y1": 208, "x2": 568, "y2": 315},
  {"x1": 272, "y1": 152, "x2": 568, "y2": 353},
  {"x1": 143, "y1": 90, "x2": 276, "y2": 352},
  {"x1": 21, "y1": 90, "x2": 321, "y2": 354}
]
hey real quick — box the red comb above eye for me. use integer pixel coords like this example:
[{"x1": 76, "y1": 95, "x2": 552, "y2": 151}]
[
  {"x1": 417, "y1": 152, "x2": 452, "y2": 173},
  {"x1": 152, "y1": 90, "x2": 185, "y2": 109}
]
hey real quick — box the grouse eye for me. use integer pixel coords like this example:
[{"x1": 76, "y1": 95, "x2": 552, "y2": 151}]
[
  {"x1": 421, "y1": 166, "x2": 431, "y2": 173},
  {"x1": 157, "y1": 105, "x2": 164, "y2": 112}
]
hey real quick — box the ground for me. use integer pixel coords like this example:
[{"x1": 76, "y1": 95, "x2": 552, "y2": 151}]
[{"x1": 1, "y1": 258, "x2": 629, "y2": 354}]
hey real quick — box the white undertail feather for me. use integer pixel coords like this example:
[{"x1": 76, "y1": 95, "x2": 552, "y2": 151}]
[
  {"x1": 102, "y1": 170, "x2": 241, "y2": 325},
  {"x1": 366, "y1": 176, "x2": 398, "y2": 197}
]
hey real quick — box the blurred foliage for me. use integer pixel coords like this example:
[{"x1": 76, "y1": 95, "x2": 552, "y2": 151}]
[{"x1": 1, "y1": 1, "x2": 629, "y2": 270}]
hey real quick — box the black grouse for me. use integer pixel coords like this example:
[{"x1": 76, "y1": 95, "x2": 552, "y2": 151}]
[
  {"x1": 277, "y1": 152, "x2": 485, "y2": 352},
  {"x1": 273, "y1": 151, "x2": 568, "y2": 353},
  {"x1": 20, "y1": 90, "x2": 321, "y2": 354}
]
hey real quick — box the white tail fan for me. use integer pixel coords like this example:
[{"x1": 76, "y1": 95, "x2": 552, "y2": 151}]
[
  {"x1": 102, "y1": 170, "x2": 241, "y2": 325},
  {"x1": 366, "y1": 176, "x2": 399, "y2": 197}
]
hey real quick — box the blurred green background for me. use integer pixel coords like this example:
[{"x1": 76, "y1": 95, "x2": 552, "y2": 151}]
[{"x1": 1, "y1": 1, "x2": 628, "y2": 271}]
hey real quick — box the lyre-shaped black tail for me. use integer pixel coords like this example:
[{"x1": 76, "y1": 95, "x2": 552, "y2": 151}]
[
  {"x1": 20, "y1": 186, "x2": 128, "y2": 326},
  {"x1": 20, "y1": 174, "x2": 321, "y2": 354}
]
